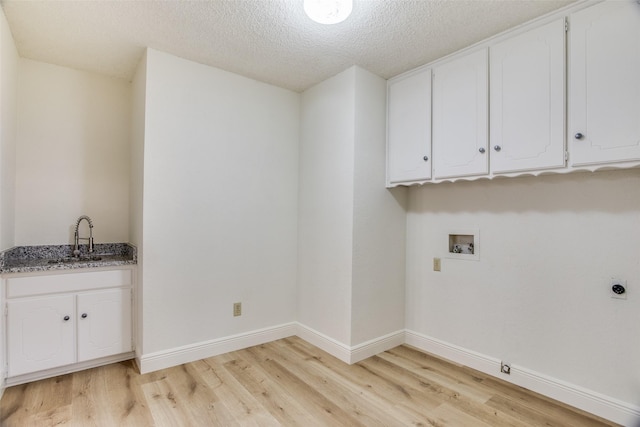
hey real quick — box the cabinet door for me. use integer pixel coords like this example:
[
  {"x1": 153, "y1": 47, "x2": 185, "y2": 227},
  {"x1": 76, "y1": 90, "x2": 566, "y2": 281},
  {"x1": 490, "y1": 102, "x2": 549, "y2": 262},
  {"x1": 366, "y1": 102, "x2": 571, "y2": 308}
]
[
  {"x1": 7, "y1": 295, "x2": 75, "y2": 376},
  {"x1": 569, "y1": 0, "x2": 640, "y2": 166},
  {"x1": 433, "y1": 49, "x2": 489, "y2": 179},
  {"x1": 387, "y1": 68, "x2": 432, "y2": 185},
  {"x1": 490, "y1": 19, "x2": 566, "y2": 174},
  {"x1": 77, "y1": 288, "x2": 132, "y2": 362}
]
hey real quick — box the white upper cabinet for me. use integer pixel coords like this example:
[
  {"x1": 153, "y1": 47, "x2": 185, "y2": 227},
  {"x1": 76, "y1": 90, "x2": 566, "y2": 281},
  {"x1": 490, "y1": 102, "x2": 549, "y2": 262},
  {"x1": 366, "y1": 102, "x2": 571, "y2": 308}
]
[
  {"x1": 386, "y1": 0, "x2": 640, "y2": 185},
  {"x1": 490, "y1": 18, "x2": 566, "y2": 174},
  {"x1": 569, "y1": 0, "x2": 640, "y2": 167},
  {"x1": 432, "y1": 49, "x2": 489, "y2": 179},
  {"x1": 387, "y1": 68, "x2": 432, "y2": 186}
]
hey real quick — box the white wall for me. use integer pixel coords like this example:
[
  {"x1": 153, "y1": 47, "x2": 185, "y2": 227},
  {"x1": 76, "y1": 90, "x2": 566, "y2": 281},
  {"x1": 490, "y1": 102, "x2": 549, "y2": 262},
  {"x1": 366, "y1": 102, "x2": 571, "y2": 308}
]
[
  {"x1": 298, "y1": 66, "x2": 407, "y2": 351},
  {"x1": 130, "y1": 52, "x2": 147, "y2": 356},
  {"x1": 0, "y1": 4, "x2": 18, "y2": 398},
  {"x1": 298, "y1": 68, "x2": 356, "y2": 346},
  {"x1": 0, "y1": 7, "x2": 17, "y2": 251},
  {"x1": 141, "y1": 49, "x2": 299, "y2": 355},
  {"x1": 14, "y1": 59, "x2": 130, "y2": 245},
  {"x1": 406, "y1": 169, "x2": 640, "y2": 406},
  {"x1": 351, "y1": 67, "x2": 406, "y2": 345}
]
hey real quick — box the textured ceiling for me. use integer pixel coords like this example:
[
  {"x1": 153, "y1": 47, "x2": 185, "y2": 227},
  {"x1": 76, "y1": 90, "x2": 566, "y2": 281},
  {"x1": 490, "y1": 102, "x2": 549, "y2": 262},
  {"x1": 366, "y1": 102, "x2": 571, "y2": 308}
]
[{"x1": 1, "y1": 0, "x2": 575, "y2": 92}]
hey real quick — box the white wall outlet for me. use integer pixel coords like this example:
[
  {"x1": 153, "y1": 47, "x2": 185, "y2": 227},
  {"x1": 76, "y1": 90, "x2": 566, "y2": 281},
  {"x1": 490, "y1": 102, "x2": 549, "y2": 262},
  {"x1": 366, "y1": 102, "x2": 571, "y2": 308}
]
[
  {"x1": 433, "y1": 257, "x2": 441, "y2": 272},
  {"x1": 233, "y1": 302, "x2": 242, "y2": 316},
  {"x1": 500, "y1": 361, "x2": 511, "y2": 374},
  {"x1": 610, "y1": 279, "x2": 627, "y2": 300}
]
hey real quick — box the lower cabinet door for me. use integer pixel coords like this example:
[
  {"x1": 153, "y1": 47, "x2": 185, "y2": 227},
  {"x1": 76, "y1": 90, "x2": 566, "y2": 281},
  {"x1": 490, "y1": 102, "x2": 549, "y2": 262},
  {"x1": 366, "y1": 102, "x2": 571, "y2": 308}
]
[
  {"x1": 7, "y1": 294, "x2": 76, "y2": 376},
  {"x1": 77, "y1": 288, "x2": 132, "y2": 362}
]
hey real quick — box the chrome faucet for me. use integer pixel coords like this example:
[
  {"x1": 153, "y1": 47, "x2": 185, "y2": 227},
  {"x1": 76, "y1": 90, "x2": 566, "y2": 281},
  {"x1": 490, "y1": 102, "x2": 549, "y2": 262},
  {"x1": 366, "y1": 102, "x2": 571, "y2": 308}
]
[{"x1": 73, "y1": 215, "x2": 94, "y2": 257}]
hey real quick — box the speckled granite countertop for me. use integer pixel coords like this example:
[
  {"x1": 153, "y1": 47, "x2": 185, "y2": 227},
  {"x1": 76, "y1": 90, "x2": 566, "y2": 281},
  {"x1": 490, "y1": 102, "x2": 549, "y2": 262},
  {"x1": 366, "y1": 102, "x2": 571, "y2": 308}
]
[{"x1": 0, "y1": 243, "x2": 137, "y2": 274}]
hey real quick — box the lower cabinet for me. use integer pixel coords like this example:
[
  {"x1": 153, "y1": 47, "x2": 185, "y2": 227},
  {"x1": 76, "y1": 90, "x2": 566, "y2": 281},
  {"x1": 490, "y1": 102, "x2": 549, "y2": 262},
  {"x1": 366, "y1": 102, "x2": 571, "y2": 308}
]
[
  {"x1": 4, "y1": 269, "x2": 133, "y2": 379},
  {"x1": 7, "y1": 294, "x2": 76, "y2": 376},
  {"x1": 77, "y1": 288, "x2": 132, "y2": 362}
]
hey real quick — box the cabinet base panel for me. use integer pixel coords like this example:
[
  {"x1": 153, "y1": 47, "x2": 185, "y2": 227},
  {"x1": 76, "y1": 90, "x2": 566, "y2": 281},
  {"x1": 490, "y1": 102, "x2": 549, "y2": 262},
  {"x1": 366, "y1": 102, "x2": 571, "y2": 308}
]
[{"x1": 5, "y1": 352, "x2": 135, "y2": 387}]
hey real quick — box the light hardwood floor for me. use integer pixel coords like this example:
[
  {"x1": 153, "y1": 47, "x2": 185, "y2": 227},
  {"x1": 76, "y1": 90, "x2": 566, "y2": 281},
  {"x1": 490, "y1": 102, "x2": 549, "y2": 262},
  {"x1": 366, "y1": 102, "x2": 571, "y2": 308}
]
[{"x1": 0, "y1": 336, "x2": 618, "y2": 426}]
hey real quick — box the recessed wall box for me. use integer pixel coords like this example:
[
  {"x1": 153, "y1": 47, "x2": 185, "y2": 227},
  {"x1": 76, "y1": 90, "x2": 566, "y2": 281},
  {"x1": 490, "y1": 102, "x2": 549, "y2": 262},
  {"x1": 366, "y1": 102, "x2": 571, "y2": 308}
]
[{"x1": 446, "y1": 229, "x2": 479, "y2": 261}]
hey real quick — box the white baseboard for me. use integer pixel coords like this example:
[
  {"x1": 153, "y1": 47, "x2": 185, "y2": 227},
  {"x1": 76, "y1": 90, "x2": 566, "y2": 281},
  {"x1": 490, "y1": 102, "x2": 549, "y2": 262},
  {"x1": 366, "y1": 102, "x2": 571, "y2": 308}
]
[
  {"x1": 294, "y1": 323, "x2": 351, "y2": 363},
  {"x1": 405, "y1": 329, "x2": 500, "y2": 372},
  {"x1": 138, "y1": 322, "x2": 296, "y2": 374},
  {"x1": 295, "y1": 323, "x2": 404, "y2": 364},
  {"x1": 405, "y1": 330, "x2": 640, "y2": 427},
  {"x1": 349, "y1": 329, "x2": 406, "y2": 364},
  {"x1": 513, "y1": 364, "x2": 640, "y2": 427}
]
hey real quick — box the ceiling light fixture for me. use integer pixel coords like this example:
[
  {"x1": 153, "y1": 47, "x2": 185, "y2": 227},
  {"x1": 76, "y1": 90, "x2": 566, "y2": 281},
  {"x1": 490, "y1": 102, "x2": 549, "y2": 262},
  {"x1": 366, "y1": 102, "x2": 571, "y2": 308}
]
[{"x1": 304, "y1": 0, "x2": 353, "y2": 25}]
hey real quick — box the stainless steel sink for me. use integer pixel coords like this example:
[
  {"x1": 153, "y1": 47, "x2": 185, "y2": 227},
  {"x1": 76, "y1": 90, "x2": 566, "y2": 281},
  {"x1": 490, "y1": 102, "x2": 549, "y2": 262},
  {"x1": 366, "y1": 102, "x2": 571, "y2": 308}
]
[{"x1": 47, "y1": 256, "x2": 103, "y2": 264}]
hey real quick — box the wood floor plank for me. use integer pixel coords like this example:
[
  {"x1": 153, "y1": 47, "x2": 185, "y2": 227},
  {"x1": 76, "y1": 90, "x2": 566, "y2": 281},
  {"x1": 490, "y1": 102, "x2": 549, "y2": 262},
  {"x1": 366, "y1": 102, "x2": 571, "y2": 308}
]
[
  {"x1": 141, "y1": 362, "x2": 239, "y2": 426},
  {"x1": 141, "y1": 374, "x2": 201, "y2": 426},
  {"x1": 272, "y1": 338, "x2": 443, "y2": 426},
  {"x1": 372, "y1": 347, "x2": 536, "y2": 426},
  {"x1": 0, "y1": 382, "x2": 38, "y2": 425},
  {"x1": 0, "y1": 337, "x2": 619, "y2": 427},
  {"x1": 485, "y1": 390, "x2": 618, "y2": 427},
  {"x1": 359, "y1": 353, "x2": 476, "y2": 406},
  {"x1": 282, "y1": 337, "x2": 533, "y2": 427},
  {"x1": 261, "y1": 340, "x2": 415, "y2": 426},
  {"x1": 388, "y1": 344, "x2": 503, "y2": 399},
  {"x1": 244, "y1": 345, "x2": 369, "y2": 426},
  {"x1": 70, "y1": 362, "x2": 148, "y2": 427},
  {"x1": 358, "y1": 355, "x2": 532, "y2": 427},
  {"x1": 0, "y1": 372, "x2": 73, "y2": 426},
  {"x1": 223, "y1": 352, "x2": 323, "y2": 426},
  {"x1": 175, "y1": 361, "x2": 241, "y2": 425},
  {"x1": 389, "y1": 344, "x2": 618, "y2": 427},
  {"x1": 99, "y1": 361, "x2": 155, "y2": 426},
  {"x1": 429, "y1": 402, "x2": 496, "y2": 427},
  {"x1": 192, "y1": 358, "x2": 280, "y2": 426},
  {"x1": 283, "y1": 337, "x2": 445, "y2": 412},
  {"x1": 70, "y1": 364, "x2": 107, "y2": 426},
  {"x1": 33, "y1": 403, "x2": 72, "y2": 427},
  {"x1": 381, "y1": 346, "x2": 494, "y2": 403}
]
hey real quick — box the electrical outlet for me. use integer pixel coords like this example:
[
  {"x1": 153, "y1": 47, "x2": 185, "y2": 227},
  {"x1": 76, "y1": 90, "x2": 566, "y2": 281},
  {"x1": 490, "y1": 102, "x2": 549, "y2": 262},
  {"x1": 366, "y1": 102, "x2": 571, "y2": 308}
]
[
  {"x1": 433, "y1": 257, "x2": 441, "y2": 272},
  {"x1": 500, "y1": 361, "x2": 511, "y2": 375},
  {"x1": 233, "y1": 302, "x2": 242, "y2": 316}
]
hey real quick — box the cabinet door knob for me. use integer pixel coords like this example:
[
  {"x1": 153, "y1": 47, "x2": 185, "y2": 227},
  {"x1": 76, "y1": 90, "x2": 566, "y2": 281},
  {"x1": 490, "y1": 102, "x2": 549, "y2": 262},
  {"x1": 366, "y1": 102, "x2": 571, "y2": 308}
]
[
  {"x1": 63, "y1": 315, "x2": 70, "y2": 321},
  {"x1": 494, "y1": 145, "x2": 502, "y2": 152},
  {"x1": 81, "y1": 313, "x2": 88, "y2": 319},
  {"x1": 478, "y1": 147, "x2": 485, "y2": 154},
  {"x1": 423, "y1": 156, "x2": 429, "y2": 162},
  {"x1": 574, "y1": 132, "x2": 584, "y2": 140}
]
